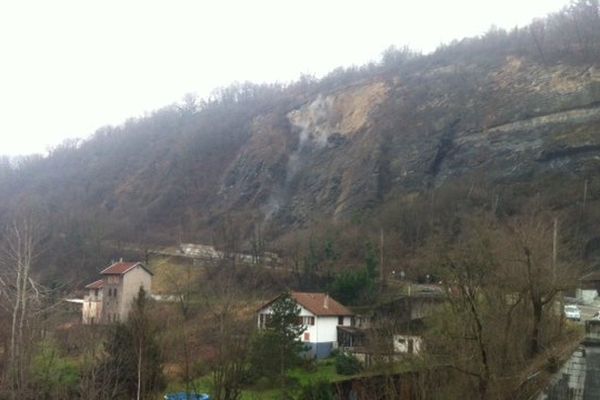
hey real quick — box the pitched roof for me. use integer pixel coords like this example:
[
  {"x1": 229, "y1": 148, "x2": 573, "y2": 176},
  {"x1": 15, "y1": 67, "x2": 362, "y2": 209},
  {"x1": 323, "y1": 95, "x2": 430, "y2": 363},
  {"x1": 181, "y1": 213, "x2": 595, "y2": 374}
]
[
  {"x1": 100, "y1": 261, "x2": 153, "y2": 276},
  {"x1": 259, "y1": 292, "x2": 353, "y2": 317},
  {"x1": 84, "y1": 279, "x2": 104, "y2": 289}
]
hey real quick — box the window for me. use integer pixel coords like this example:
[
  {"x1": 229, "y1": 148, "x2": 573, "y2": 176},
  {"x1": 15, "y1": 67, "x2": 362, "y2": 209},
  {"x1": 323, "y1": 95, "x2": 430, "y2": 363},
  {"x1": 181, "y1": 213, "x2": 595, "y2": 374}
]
[
  {"x1": 114, "y1": 289, "x2": 117, "y2": 297},
  {"x1": 300, "y1": 316, "x2": 314, "y2": 326},
  {"x1": 259, "y1": 313, "x2": 271, "y2": 328},
  {"x1": 338, "y1": 316, "x2": 344, "y2": 325},
  {"x1": 94, "y1": 289, "x2": 99, "y2": 297},
  {"x1": 303, "y1": 332, "x2": 310, "y2": 342}
]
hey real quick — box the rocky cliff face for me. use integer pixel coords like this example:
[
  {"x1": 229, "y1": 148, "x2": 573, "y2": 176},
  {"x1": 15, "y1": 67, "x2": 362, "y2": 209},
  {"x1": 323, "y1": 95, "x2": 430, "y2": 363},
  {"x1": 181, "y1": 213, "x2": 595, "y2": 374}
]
[
  {"x1": 2, "y1": 55, "x2": 599, "y2": 250},
  {"x1": 216, "y1": 58, "x2": 600, "y2": 230}
]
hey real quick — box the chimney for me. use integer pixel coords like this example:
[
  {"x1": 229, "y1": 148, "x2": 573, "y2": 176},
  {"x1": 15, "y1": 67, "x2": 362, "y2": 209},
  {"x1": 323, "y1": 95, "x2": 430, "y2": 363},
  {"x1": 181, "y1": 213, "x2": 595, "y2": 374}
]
[
  {"x1": 324, "y1": 294, "x2": 329, "y2": 309},
  {"x1": 119, "y1": 257, "x2": 123, "y2": 262}
]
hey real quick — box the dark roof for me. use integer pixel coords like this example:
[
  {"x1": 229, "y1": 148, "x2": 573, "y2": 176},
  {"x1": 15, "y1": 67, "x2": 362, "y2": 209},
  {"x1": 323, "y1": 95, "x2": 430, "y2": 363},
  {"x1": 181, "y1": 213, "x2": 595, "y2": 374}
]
[
  {"x1": 337, "y1": 325, "x2": 367, "y2": 335},
  {"x1": 581, "y1": 271, "x2": 600, "y2": 282},
  {"x1": 100, "y1": 261, "x2": 153, "y2": 276},
  {"x1": 84, "y1": 279, "x2": 104, "y2": 289},
  {"x1": 259, "y1": 292, "x2": 353, "y2": 317}
]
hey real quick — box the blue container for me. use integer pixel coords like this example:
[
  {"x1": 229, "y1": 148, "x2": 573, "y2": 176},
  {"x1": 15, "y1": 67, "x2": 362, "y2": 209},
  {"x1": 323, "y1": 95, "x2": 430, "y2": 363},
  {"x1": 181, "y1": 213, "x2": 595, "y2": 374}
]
[{"x1": 164, "y1": 393, "x2": 210, "y2": 400}]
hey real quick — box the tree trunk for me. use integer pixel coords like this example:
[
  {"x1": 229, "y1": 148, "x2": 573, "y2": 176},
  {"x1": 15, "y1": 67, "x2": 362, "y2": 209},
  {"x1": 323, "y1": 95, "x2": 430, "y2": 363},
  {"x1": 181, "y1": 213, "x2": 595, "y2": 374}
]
[
  {"x1": 530, "y1": 300, "x2": 543, "y2": 357},
  {"x1": 17, "y1": 255, "x2": 31, "y2": 389},
  {"x1": 137, "y1": 341, "x2": 142, "y2": 400}
]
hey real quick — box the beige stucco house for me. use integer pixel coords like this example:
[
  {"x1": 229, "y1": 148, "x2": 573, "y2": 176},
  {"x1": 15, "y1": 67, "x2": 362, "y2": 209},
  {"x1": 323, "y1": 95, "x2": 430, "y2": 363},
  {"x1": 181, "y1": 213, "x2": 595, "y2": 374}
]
[{"x1": 82, "y1": 260, "x2": 153, "y2": 324}]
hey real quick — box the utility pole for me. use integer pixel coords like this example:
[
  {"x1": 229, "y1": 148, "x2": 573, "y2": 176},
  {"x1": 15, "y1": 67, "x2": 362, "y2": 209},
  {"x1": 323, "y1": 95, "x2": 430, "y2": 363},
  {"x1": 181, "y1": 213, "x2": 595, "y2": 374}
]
[
  {"x1": 380, "y1": 228, "x2": 385, "y2": 289},
  {"x1": 553, "y1": 217, "x2": 565, "y2": 334},
  {"x1": 553, "y1": 218, "x2": 558, "y2": 281},
  {"x1": 583, "y1": 179, "x2": 589, "y2": 212}
]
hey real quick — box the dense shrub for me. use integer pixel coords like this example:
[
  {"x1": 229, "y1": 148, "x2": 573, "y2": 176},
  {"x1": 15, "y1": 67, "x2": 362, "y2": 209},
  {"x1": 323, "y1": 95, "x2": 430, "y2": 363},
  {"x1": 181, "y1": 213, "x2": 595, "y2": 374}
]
[
  {"x1": 296, "y1": 380, "x2": 335, "y2": 400},
  {"x1": 31, "y1": 340, "x2": 80, "y2": 399},
  {"x1": 334, "y1": 352, "x2": 362, "y2": 376}
]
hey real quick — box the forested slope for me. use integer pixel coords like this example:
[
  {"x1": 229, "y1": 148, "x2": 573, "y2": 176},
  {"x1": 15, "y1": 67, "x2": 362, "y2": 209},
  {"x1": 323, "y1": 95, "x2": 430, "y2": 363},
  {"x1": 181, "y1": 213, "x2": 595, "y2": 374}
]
[{"x1": 1, "y1": 1, "x2": 600, "y2": 281}]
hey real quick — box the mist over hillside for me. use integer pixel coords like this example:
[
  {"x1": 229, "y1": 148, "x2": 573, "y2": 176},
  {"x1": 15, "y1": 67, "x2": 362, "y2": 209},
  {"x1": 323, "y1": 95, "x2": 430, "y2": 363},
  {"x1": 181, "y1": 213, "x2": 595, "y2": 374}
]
[{"x1": 1, "y1": 1, "x2": 600, "y2": 282}]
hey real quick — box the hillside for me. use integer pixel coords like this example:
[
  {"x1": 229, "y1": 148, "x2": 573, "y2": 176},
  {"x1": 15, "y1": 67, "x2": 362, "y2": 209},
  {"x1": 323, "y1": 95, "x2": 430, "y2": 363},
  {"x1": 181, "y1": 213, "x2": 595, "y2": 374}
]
[{"x1": 1, "y1": 1, "x2": 600, "y2": 280}]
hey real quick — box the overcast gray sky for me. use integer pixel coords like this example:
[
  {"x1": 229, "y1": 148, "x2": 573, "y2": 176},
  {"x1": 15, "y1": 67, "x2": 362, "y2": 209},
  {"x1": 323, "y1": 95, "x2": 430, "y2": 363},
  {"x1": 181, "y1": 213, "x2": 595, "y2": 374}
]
[{"x1": 0, "y1": 0, "x2": 570, "y2": 156}]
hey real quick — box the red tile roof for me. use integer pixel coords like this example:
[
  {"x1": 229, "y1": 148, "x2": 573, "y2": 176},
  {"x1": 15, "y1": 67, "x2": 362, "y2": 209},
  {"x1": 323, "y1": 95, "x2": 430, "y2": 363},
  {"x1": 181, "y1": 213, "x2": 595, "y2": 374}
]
[
  {"x1": 84, "y1": 279, "x2": 104, "y2": 289},
  {"x1": 260, "y1": 292, "x2": 353, "y2": 317},
  {"x1": 100, "y1": 261, "x2": 153, "y2": 276}
]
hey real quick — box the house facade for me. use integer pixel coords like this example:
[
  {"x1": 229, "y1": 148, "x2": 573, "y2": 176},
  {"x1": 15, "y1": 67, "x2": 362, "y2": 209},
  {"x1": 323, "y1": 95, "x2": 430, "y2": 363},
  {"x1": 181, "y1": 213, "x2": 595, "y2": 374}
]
[
  {"x1": 257, "y1": 292, "x2": 353, "y2": 359},
  {"x1": 82, "y1": 261, "x2": 153, "y2": 324},
  {"x1": 338, "y1": 291, "x2": 444, "y2": 364},
  {"x1": 82, "y1": 279, "x2": 104, "y2": 324},
  {"x1": 578, "y1": 271, "x2": 600, "y2": 304}
]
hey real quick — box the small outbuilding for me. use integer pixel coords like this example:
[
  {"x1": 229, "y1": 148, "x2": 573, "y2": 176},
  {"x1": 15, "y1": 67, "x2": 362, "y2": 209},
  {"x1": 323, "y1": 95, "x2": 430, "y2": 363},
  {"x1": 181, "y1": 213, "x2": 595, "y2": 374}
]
[{"x1": 577, "y1": 271, "x2": 600, "y2": 304}]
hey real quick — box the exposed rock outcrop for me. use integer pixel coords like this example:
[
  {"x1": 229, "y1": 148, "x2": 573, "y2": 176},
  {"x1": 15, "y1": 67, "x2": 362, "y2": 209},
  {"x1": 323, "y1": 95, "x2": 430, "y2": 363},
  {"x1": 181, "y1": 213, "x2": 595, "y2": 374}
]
[{"x1": 214, "y1": 58, "x2": 600, "y2": 229}]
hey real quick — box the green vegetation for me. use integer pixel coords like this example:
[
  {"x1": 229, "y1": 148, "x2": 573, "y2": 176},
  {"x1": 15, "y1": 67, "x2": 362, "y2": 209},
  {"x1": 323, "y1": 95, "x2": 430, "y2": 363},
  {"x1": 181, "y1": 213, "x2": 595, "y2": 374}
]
[
  {"x1": 170, "y1": 360, "x2": 349, "y2": 400},
  {"x1": 329, "y1": 241, "x2": 378, "y2": 305},
  {"x1": 31, "y1": 340, "x2": 80, "y2": 399},
  {"x1": 296, "y1": 380, "x2": 335, "y2": 400},
  {"x1": 334, "y1": 352, "x2": 362, "y2": 376},
  {"x1": 248, "y1": 291, "x2": 307, "y2": 396},
  {"x1": 98, "y1": 288, "x2": 165, "y2": 399}
]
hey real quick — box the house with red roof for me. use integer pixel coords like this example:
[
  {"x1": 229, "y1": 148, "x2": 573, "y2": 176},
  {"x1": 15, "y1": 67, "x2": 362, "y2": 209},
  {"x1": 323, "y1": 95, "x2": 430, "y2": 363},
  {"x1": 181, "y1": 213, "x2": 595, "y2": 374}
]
[
  {"x1": 82, "y1": 259, "x2": 153, "y2": 324},
  {"x1": 257, "y1": 291, "x2": 353, "y2": 359}
]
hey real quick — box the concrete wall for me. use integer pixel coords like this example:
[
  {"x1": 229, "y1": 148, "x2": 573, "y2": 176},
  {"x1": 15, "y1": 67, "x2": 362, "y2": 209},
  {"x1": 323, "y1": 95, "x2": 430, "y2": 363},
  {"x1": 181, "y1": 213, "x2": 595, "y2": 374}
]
[
  {"x1": 317, "y1": 316, "x2": 340, "y2": 343},
  {"x1": 119, "y1": 266, "x2": 152, "y2": 320},
  {"x1": 102, "y1": 275, "x2": 123, "y2": 323},
  {"x1": 393, "y1": 335, "x2": 422, "y2": 354},
  {"x1": 577, "y1": 289, "x2": 598, "y2": 305},
  {"x1": 305, "y1": 342, "x2": 335, "y2": 359},
  {"x1": 537, "y1": 347, "x2": 586, "y2": 400},
  {"x1": 82, "y1": 288, "x2": 103, "y2": 324},
  {"x1": 583, "y1": 347, "x2": 600, "y2": 399}
]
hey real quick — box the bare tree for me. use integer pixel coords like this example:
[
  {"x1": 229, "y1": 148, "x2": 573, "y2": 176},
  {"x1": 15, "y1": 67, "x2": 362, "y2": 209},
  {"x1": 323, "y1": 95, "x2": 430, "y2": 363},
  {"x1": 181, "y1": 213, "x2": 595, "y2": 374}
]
[
  {"x1": 498, "y1": 215, "x2": 576, "y2": 356},
  {"x1": 0, "y1": 216, "x2": 45, "y2": 397},
  {"x1": 202, "y1": 267, "x2": 252, "y2": 400},
  {"x1": 529, "y1": 19, "x2": 547, "y2": 64},
  {"x1": 424, "y1": 213, "x2": 579, "y2": 398}
]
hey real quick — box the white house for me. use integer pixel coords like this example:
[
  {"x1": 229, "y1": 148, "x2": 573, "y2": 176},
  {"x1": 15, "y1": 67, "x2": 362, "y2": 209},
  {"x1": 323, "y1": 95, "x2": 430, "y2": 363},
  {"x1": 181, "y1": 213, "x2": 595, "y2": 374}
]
[
  {"x1": 82, "y1": 260, "x2": 153, "y2": 324},
  {"x1": 257, "y1": 291, "x2": 353, "y2": 359}
]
